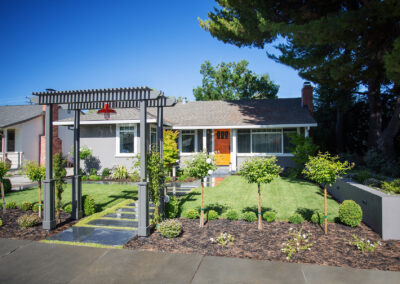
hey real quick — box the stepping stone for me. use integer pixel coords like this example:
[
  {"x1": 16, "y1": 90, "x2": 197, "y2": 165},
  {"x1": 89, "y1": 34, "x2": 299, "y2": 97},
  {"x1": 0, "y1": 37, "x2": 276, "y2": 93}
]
[
  {"x1": 88, "y1": 219, "x2": 138, "y2": 228},
  {"x1": 47, "y1": 227, "x2": 137, "y2": 246},
  {"x1": 103, "y1": 213, "x2": 137, "y2": 220},
  {"x1": 116, "y1": 207, "x2": 138, "y2": 213}
]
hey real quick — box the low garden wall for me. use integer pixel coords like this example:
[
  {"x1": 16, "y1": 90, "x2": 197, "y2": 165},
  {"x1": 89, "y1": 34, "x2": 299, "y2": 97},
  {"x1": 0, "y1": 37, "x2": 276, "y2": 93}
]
[{"x1": 328, "y1": 179, "x2": 400, "y2": 240}]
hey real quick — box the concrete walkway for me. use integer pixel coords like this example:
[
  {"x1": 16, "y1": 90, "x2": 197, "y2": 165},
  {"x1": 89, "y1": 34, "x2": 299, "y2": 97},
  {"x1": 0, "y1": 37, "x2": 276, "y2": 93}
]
[{"x1": 0, "y1": 238, "x2": 399, "y2": 284}]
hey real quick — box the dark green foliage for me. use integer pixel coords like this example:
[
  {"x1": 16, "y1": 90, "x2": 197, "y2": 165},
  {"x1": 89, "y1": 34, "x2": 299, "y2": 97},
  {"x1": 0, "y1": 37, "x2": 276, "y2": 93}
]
[
  {"x1": 81, "y1": 175, "x2": 88, "y2": 181},
  {"x1": 129, "y1": 171, "x2": 140, "y2": 182},
  {"x1": 101, "y1": 168, "x2": 111, "y2": 178},
  {"x1": 64, "y1": 204, "x2": 73, "y2": 214},
  {"x1": 2, "y1": 178, "x2": 11, "y2": 193},
  {"x1": 226, "y1": 209, "x2": 239, "y2": 220},
  {"x1": 0, "y1": 218, "x2": 2, "y2": 227},
  {"x1": 207, "y1": 210, "x2": 219, "y2": 221},
  {"x1": 287, "y1": 133, "x2": 319, "y2": 168},
  {"x1": 20, "y1": 202, "x2": 33, "y2": 211},
  {"x1": 17, "y1": 214, "x2": 40, "y2": 228},
  {"x1": 363, "y1": 178, "x2": 382, "y2": 188},
  {"x1": 185, "y1": 209, "x2": 199, "y2": 219},
  {"x1": 352, "y1": 170, "x2": 373, "y2": 184},
  {"x1": 89, "y1": 168, "x2": 98, "y2": 176},
  {"x1": 165, "y1": 195, "x2": 179, "y2": 218},
  {"x1": 32, "y1": 204, "x2": 39, "y2": 213},
  {"x1": 193, "y1": 60, "x2": 279, "y2": 101},
  {"x1": 288, "y1": 213, "x2": 304, "y2": 224},
  {"x1": 263, "y1": 211, "x2": 276, "y2": 223},
  {"x1": 158, "y1": 219, "x2": 182, "y2": 238},
  {"x1": 147, "y1": 148, "x2": 164, "y2": 223},
  {"x1": 339, "y1": 200, "x2": 363, "y2": 227},
  {"x1": 53, "y1": 153, "x2": 66, "y2": 221},
  {"x1": 364, "y1": 149, "x2": 399, "y2": 177},
  {"x1": 381, "y1": 179, "x2": 400, "y2": 194},
  {"x1": 5, "y1": 201, "x2": 17, "y2": 209},
  {"x1": 84, "y1": 156, "x2": 101, "y2": 175},
  {"x1": 311, "y1": 212, "x2": 324, "y2": 224},
  {"x1": 82, "y1": 195, "x2": 96, "y2": 216},
  {"x1": 89, "y1": 175, "x2": 101, "y2": 181},
  {"x1": 242, "y1": 211, "x2": 257, "y2": 222}
]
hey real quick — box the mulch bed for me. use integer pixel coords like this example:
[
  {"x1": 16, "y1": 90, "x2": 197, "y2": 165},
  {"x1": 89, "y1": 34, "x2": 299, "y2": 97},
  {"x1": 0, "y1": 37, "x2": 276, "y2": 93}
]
[
  {"x1": 0, "y1": 209, "x2": 78, "y2": 241},
  {"x1": 125, "y1": 219, "x2": 400, "y2": 271}
]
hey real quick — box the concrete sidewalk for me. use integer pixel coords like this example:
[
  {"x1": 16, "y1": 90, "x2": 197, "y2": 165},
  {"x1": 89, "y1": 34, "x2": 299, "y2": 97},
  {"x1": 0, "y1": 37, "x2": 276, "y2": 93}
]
[{"x1": 0, "y1": 238, "x2": 399, "y2": 284}]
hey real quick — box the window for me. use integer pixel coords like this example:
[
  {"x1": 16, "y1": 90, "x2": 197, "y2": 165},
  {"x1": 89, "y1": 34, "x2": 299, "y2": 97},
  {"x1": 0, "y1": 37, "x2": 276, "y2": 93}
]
[
  {"x1": 7, "y1": 129, "x2": 15, "y2": 152},
  {"x1": 150, "y1": 126, "x2": 157, "y2": 147},
  {"x1": 238, "y1": 130, "x2": 250, "y2": 153},
  {"x1": 181, "y1": 130, "x2": 195, "y2": 153},
  {"x1": 283, "y1": 128, "x2": 297, "y2": 153},
  {"x1": 197, "y1": 130, "x2": 203, "y2": 152},
  {"x1": 118, "y1": 126, "x2": 135, "y2": 154},
  {"x1": 251, "y1": 129, "x2": 281, "y2": 153},
  {"x1": 206, "y1": 129, "x2": 213, "y2": 153}
]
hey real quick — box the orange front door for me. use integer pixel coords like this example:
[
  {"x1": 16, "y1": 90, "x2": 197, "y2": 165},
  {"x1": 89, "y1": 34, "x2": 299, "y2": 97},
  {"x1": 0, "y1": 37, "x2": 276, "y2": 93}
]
[{"x1": 214, "y1": 129, "x2": 230, "y2": 166}]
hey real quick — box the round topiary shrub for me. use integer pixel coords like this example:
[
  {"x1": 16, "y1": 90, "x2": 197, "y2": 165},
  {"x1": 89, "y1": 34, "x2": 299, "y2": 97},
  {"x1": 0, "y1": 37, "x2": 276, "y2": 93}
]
[
  {"x1": 2, "y1": 178, "x2": 12, "y2": 193},
  {"x1": 158, "y1": 219, "x2": 182, "y2": 238},
  {"x1": 64, "y1": 204, "x2": 72, "y2": 214},
  {"x1": 81, "y1": 175, "x2": 88, "y2": 181},
  {"x1": 20, "y1": 202, "x2": 33, "y2": 211},
  {"x1": 311, "y1": 212, "x2": 323, "y2": 224},
  {"x1": 288, "y1": 213, "x2": 303, "y2": 224},
  {"x1": 165, "y1": 195, "x2": 179, "y2": 218},
  {"x1": 185, "y1": 209, "x2": 199, "y2": 219},
  {"x1": 242, "y1": 211, "x2": 257, "y2": 222},
  {"x1": 82, "y1": 195, "x2": 96, "y2": 216},
  {"x1": 263, "y1": 211, "x2": 276, "y2": 223},
  {"x1": 338, "y1": 200, "x2": 362, "y2": 227},
  {"x1": 5, "y1": 201, "x2": 17, "y2": 209},
  {"x1": 32, "y1": 204, "x2": 40, "y2": 213},
  {"x1": 17, "y1": 214, "x2": 40, "y2": 228},
  {"x1": 207, "y1": 210, "x2": 218, "y2": 221},
  {"x1": 226, "y1": 209, "x2": 239, "y2": 220}
]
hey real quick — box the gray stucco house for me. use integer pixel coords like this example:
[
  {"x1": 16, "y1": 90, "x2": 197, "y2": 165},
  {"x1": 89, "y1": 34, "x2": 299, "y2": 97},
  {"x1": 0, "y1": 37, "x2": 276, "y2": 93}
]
[{"x1": 54, "y1": 83, "x2": 316, "y2": 172}]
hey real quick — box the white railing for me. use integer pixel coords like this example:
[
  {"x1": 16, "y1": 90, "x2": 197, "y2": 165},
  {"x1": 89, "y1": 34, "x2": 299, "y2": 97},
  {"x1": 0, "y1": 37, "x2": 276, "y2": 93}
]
[{"x1": 0, "y1": 152, "x2": 24, "y2": 169}]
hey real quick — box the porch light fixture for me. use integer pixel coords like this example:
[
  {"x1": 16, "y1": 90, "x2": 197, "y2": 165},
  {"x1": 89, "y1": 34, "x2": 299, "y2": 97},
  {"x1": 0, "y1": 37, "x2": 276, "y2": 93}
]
[{"x1": 97, "y1": 103, "x2": 116, "y2": 120}]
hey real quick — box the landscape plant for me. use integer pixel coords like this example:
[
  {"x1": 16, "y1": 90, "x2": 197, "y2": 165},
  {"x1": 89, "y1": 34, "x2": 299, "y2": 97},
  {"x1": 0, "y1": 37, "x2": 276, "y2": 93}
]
[
  {"x1": 82, "y1": 195, "x2": 96, "y2": 216},
  {"x1": 101, "y1": 168, "x2": 111, "y2": 178},
  {"x1": 184, "y1": 152, "x2": 216, "y2": 227},
  {"x1": 288, "y1": 213, "x2": 303, "y2": 224},
  {"x1": 288, "y1": 133, "x2": 319, "y2": 171},
  {"x1": 24, "y1": 161, "x2": 45, "y2": 217},
  {"x1": 207, "y1": 210, "x2": 218, "y2": 220},
  {"x1": 163, "y1": 130, "x2": 179, "y2": 176},
  {"x1": 263, "y1": 211, "x2": 276, "y2": 223},
  {"x1": 112, "y1": 165, "x2": 129, "y2": 179},
  {"x1": 381, "y1": 179, "x2": 400, "y2": 194},
  {"x1": 20, "y1": 202, "x2": 33, "y2": 211},
  {"x1": 242, "y1": 211, "x2": 257, "y2": 222},
  {"x1": 17, "y1": 214, "x2": 40, "y2": 228},
  {"x1": 226, "y1": 209, "x2": 239, "y2": 220},
  {"x1": 348, "y1": 235, "x2": 381, "y2": 253},
  {"x1": 0, "y1": 160, "x2": 10, "y2": 214},
  {"x1": 0, "y1": 219, "x2": 2, "y2": 227},
  {"x1": 239, "y1": 156, "x2": 282, "y2": 230},
  {"x1": 185, "y1": 209, "x2": 199, "y2": 219},
  {"x1": 5, "y1": 201, "x2": 17, "y2": 209},
  {"x1": 303, "y1": 152, "x2": 353, "y2": 234},
  {"x1": 338, "y1": 200, "x2": 363, "y2": 227},
  {"x1": 281, "y1": 227, "x2": 313, "y2": 260},
  {"x1": 53, "y1": 153, "x2": 67, "y2": 223},
  {"x1": 158, "y1": 219, "x2": 182, "y2": 238},
  {"x1": 311, "y1": 212, "x2": 324, "y2": 224},
  {"x1": 210, "y1": 232, "x2": 235, "y2": 246},
  {"x1": 165, "y1": 195, "x2": 179, "y2": 218},
  {"x1": 147, "y1": 147, "x2": 164, "y2": 223}
]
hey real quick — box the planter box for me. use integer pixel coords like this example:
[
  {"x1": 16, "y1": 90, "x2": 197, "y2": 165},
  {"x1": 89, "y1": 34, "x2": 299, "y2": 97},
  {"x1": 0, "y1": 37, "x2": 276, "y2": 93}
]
[{"x1": 328, "y1": 179, "x2": 400, "y2": 240}]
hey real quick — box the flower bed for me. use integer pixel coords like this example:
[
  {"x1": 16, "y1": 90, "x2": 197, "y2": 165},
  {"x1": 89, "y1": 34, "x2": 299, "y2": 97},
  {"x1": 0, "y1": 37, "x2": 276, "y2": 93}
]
[{"x1": 125, "y1": 219, "x2": 400, "y2": 271}]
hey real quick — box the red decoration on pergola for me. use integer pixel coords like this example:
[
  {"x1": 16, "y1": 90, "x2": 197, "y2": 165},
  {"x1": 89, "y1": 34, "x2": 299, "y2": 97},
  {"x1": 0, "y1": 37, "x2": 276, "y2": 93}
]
[{"x1": 97, "y1": 103, "x2": 116, "y2": 120}]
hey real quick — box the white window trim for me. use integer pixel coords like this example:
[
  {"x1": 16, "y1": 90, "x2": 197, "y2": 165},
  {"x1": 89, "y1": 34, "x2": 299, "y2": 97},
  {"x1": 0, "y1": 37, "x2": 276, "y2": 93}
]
[{"x1": 115, "y1": 124, "x2": 137, "y2": 157}]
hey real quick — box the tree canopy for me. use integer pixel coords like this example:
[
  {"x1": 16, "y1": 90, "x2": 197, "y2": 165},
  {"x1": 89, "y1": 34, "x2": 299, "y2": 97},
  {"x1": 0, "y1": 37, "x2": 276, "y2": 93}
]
[{"x1": 193, "y1": 60, "x2": 279, "y2": 101}]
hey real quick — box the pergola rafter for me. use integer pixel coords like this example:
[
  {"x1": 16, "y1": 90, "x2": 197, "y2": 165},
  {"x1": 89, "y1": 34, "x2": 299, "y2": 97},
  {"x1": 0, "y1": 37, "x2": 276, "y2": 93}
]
[{"x1": 32, "y1": 86, "x2": 175, "y2": 237}]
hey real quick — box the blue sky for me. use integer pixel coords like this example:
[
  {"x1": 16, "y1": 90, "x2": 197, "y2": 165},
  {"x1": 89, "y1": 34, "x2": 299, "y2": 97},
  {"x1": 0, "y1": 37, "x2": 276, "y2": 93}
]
[{"x1": 0, "y1": 0, "x2": 304, "y2": 105}]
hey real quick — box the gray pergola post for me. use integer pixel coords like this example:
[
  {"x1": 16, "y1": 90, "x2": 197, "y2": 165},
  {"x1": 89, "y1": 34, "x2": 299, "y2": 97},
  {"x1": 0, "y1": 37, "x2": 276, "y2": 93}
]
[
  {"x1": 138, "y1": 100, "x2": 149, "y2": 237},
  {"x1": 72, "y1": 110, "x2": 82, "y2": 220},
  {"x1": 156, "y1": 106, "x2": 165, "y2": 219},
  {"x1": 42, "y1": 105, "x2": 56, "y2": 230}
]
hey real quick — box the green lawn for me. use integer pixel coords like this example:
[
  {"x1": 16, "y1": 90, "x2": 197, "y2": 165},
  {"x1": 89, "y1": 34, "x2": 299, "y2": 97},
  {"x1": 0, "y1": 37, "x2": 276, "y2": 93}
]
[
  {"x1": 4, "y1": 183, "x2": 138, "y2": 211},
  {"x1": 178, "y1": 176, "x2": 339, "y2": 222}
]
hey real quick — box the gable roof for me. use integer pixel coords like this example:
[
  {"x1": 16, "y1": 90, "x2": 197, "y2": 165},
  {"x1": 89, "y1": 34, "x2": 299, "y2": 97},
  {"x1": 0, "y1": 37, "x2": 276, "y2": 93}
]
[
  {"x1": 0, "y1": 105, "x2": 44, "y2": 128},
  {"x1": 55, "y1": 98, "x2": 317, "y2": 128}
]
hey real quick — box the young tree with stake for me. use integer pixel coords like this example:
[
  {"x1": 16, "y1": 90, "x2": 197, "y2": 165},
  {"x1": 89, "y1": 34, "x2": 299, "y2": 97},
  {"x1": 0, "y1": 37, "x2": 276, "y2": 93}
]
[
  {"x1": 184, "y1": 152, "x2": 216, "y2": 227},
  {"x1": 239, "y1": 156, "x2": 282, "y2": 230},
  {"x1": 0, "y1": 161, "x2": 10, "y2": 214},
  {"x1": 303, "y1": 152, "x2": 353, "y2": 234},
  {"x1": 24, "y1": 161, "x2": 46, "y2": 218}
]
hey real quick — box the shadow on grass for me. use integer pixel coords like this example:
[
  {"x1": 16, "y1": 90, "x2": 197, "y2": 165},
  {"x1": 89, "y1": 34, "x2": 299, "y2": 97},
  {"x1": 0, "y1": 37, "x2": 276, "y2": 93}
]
[
  {"x1": 95, "y1": 189, "x2": 138, "y2": 211},
  {"x1": 176, "y1": 191, "x2": 201, "y2": 216},
  {"x1": 242, "y1": 206, "x2": 274, "y2": 214},
  {"x1": 296, "y1": 207, "x2": 317, "y2": 221},
  {"x1": 204, "y1": 203, "x2": 229, "y2": 215}
]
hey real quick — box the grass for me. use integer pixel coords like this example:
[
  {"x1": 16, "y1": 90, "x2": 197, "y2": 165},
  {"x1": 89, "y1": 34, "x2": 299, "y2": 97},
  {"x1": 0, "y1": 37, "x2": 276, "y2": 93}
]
[
  {"x1": 178, "y1": 176, "x2": 340, "y2": 222},
  {"x1": 4, "y1": 183, "x2": 138, "y2": 211}
]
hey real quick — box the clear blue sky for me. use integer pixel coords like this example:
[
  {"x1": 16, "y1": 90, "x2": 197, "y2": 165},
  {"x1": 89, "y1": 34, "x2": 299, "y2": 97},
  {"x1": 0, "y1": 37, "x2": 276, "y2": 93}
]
[{"x1": 0, "y1": 0, "x2": 304, "y2": 105}]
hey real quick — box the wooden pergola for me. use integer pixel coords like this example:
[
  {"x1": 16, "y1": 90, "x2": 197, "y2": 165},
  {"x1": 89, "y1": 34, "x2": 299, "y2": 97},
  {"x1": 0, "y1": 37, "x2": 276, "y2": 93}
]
[{"x1": 31, "y1": 87, "x2": 175, "y2": 237}]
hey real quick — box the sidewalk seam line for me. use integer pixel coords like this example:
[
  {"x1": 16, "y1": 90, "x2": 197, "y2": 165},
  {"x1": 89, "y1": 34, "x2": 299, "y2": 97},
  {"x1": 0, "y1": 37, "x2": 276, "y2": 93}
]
[{"x1": 190, "y1": 255, "x2": 204, "y2": 284}]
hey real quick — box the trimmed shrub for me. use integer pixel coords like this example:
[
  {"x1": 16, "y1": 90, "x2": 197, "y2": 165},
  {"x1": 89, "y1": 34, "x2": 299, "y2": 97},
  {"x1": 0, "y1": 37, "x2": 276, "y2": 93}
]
[
  {"x1": 185, "y1": 209, "x2": 199, "y2": 219},
  {"x1": 82, "y1": 195, "x2": 96, "y2": 216},
  {"x1": 338, "y1": 200, "x2": 362, "y2": 227},
  {"x1": 381, "y1": 179, "x2": 400, "y2": 194},
  {"x1": 159, "y1": 219, "x2": 182, "y2": 238},
  {"x1": 5, "y1": 201, "x2": 17, "y2": 209},
  {"x1": 288, "y1": 213, "x2": 303, "y2": 224},
  {"x1": 81, "y1": 175, "x2": 88, "y2": 181},
  {"x1": 207, "y1": 210, "x2": 218, "y2": 221},
  {"x1": 2, "y1": 178, "x2": 12, "y2": 193},
  {"x1": 89, "y1": 175, "x2": 101, "y2": 181},
  {"x1": 165, "y1": 195, "x2": 179, "y2": 218},
  {"x1": 263, "y1": 211, "x2": 276, "y2": 223},
  {"x1": 0, "y1": 218, "x2": 2, "y2": 227},
  {"x1": 17, "y1": 214, "x2": 40, "y2": 228},
  {"x1": 101, "y1": 168, "x2": 111, "y2": 178},
  {"x1": 20, "y1": 202, "x2": 33, "y2": 211},
  {"x1": 64, "y1": 204, "x2": 73, "y2": 214},
  {"x1": 242, "y1": 211, "x2": 257, "y2": 222},
  {"x1": 226, "y1": 209, "x2": 239, "y2": 220},
  {"x1": 311, "y1": 212, "x2": 323, "y2": 224}
]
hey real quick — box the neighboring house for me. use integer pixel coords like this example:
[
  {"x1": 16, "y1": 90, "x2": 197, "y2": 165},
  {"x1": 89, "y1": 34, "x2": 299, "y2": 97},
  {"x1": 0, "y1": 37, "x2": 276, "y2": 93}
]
[
  {"x1": 0, "y1": 104, "x2": 73, "y2": 169},
  {"x1": 54, "y1": 83, "x2": 316, "y2": 172}
]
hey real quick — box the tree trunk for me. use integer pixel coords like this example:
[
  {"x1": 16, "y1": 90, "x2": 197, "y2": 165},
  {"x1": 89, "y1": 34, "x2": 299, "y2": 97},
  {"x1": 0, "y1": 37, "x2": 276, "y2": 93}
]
[
  {"x1": 200, "y1": 180, "x2": 204, "y2": 227},
  {"x1": 0, "y1": 181, "x2": 5, "y2": 214},
  {"x1": 367, "y1": 80, "x2": 383, "y2": 148},
  {"x1": 336, "y1": 107, "x2": 345, "y2": 153},
  {"x1": 258, "y1": 184, "x2": 262, "y2": 230},
  {"x1": 378, "y1": 96, "x2": 400, "y2": 160},
  {"x1": 324, "y1": 185, "x2": 328, "y2": 234},
  {"x1": 38, "y1": 183, "x2": 42, "y2": 218}
]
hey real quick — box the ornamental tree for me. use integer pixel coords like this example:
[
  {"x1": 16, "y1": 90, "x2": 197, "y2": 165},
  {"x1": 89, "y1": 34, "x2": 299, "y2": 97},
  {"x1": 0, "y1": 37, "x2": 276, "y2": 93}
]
[
  {"x1": 163, "y1": 130, "x2": 179, "y2": 176},
  {"x1": 303, "y1": 152, "x2": 353, "y2": 234},
  {"x1": 0, "y1": 161, "x2": 10, "y2": 214},
  {"x1": 24, "y1": 161, "x2": 46, "y2": 218},
  {"x1": 184, "y1": 152, "x2": 216, "y2": 227},
  {"x1": 147, "y1": 147, "x2": 164, "y2": 224},
  {"x1": 53, "y1": 153, "x2": 67, "y2": 222},
  {"x1": 239, "y1": 156, "x2": 282, "y2": 230}
]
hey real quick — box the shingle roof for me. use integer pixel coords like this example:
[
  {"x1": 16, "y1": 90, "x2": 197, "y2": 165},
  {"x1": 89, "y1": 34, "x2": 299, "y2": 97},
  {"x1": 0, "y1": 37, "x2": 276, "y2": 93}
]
[
  {"x1": 0, "y1": 105, "x2": 44, "y2": 128},
  {"x1": 56, "y1": 98, "x2": 316, "y2": 127}
]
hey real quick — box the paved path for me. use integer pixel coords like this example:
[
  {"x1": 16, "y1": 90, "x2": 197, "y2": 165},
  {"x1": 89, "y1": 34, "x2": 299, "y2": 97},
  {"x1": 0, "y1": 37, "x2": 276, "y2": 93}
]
[{"x1": 0, "y1": 238, "x2": 398, "y2": 284}]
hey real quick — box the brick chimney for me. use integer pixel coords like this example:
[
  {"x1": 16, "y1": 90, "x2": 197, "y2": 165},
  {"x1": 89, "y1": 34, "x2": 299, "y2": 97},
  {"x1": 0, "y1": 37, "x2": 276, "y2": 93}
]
[
  {"x1": 301, "y1": 82, "x2": 313, "y2": 115},
  {"x1": 39, "y1": 104, "x2": 63, "y2": 165}
]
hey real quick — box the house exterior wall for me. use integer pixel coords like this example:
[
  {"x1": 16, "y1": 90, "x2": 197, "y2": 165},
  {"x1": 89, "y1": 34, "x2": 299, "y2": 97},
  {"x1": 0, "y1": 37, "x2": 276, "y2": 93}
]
[
  {"x1": 237, "y1": 155, "x2": 297, "y2": 169},
  {"x1": 58, "y1": 109, "x2": 74, "y2": 156}
]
